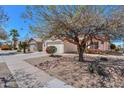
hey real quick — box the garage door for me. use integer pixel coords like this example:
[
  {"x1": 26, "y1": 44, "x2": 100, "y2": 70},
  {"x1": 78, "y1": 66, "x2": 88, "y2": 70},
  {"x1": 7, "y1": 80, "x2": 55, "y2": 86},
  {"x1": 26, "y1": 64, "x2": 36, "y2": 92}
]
[{"x1": 47, "y1": 43, "x2": 64, "y2": 54}]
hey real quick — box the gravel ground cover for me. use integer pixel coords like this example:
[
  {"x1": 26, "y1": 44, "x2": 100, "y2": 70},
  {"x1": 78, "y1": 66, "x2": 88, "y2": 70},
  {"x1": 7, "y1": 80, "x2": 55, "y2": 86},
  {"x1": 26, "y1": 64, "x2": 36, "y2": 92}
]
[{"x1": 25, "y1": 55, "x2": 124, "y2": 88}]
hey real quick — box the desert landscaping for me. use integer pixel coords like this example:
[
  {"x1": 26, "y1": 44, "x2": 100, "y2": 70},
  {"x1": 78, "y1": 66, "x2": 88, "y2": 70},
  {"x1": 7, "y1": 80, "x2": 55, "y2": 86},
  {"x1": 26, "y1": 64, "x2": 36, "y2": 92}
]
[{"x1": 25, "y1": 54, "x2": 124, "y2": 88}]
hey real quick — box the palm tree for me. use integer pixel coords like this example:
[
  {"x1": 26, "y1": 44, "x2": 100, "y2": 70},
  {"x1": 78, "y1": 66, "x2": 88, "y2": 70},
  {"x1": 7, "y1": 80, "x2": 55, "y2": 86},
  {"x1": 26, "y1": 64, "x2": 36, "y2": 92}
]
[{"x1": 9, "y1": 29, "x2": 19, "y2": 49}]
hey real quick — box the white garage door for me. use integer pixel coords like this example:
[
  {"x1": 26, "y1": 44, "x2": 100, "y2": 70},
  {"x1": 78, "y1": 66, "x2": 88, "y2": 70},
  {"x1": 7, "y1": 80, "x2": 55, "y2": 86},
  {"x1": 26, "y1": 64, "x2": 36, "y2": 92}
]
[{"x1": 47, "y1": 43, "x2": 64, "y2": 54}]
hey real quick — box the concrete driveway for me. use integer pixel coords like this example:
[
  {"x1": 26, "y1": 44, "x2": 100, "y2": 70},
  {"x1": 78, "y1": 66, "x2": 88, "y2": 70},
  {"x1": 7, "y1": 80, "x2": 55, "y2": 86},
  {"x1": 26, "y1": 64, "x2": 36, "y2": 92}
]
[{"x1": 0, "y1": 52, "x2": 73, "y2": 88}]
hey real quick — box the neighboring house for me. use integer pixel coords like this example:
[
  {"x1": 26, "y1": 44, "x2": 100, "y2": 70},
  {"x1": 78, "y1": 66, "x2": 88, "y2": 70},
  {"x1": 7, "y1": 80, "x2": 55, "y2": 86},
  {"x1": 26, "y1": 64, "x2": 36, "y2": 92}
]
[
  {"x1": 43, "y1": 36, "x2": 110, "y2": 54},
  {"x1": 28, "y1": 38, "x2": 42, "y2": 52},
  {"x1": 1, "y1": 41, "x2": 12, "y2": 46},
  {"x1": 87, "y1": 36, "x2": 110, "y2": 51}
]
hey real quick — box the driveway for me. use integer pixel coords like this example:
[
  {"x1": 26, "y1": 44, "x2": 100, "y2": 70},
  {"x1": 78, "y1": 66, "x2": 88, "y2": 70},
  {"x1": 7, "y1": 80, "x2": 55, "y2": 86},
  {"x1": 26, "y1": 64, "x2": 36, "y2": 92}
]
[{"x1": 0, "y1": 52, "x2": 73, "y2": 88}]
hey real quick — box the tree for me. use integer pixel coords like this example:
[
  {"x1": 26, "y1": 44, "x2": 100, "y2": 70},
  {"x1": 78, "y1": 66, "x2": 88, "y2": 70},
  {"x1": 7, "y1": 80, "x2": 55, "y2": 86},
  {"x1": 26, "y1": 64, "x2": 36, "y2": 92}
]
[
  {"x1": 23, "y1": 6, "x2": 124, "y2": 62},
  {"x1": 21, "y1": 41, "x2": 28, "y2": 53},
  {"x1": 0, "y1": 28, "x2": 7, "y2": 40},
  {"x1": 0, "y1": 7, "x2": 9, "y2": 40},
  {"x1": 18, "y1": 41, "x2": 23, "y2": 52},
  {"x1": 9, "y1": 29, "x2": 19, "y2": 49},
  {"x1": 110, "y1": 44, "x2": 116, "y2": 50}
]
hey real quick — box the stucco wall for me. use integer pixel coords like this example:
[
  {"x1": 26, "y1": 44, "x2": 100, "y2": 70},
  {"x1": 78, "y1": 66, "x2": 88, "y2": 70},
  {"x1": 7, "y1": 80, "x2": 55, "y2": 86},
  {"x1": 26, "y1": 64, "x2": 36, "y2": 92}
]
[
  {"x1": 87, "y1": 39, "x2": 110, "y2": 51},
  {"x1": 43, "y1": 39, "x2": 110, "y2": 54},
  {"x1": 98, "y1": 41, "x2": 110, "y2": 51},
  {"x1": 43, "y1": 39, "x2": 64, "y2": 54},
  {"x1": 64, "y1": 41, "x2": 77, "y2": 53}
]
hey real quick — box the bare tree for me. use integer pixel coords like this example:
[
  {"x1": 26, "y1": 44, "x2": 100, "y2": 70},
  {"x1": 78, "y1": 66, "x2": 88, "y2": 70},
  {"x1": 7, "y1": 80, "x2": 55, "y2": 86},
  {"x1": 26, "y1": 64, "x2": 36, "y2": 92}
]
[
  {"x1": 0, "y1": 7, "x2": 9, "y2": 40},
  {"x1": 0, "y1": 27, "x2": 7, "y2": 40},
  {"x1": 23, "y1": 5, "x2": 124, "y2": 62}
]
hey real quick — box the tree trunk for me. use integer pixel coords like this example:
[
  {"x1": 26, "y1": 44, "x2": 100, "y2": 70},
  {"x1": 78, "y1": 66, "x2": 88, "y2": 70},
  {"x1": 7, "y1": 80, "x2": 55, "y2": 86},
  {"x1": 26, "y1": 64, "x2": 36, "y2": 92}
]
[
  {"x1": 78, "y1": 45, "x2": 85, "y2": 62},
  {"x1": 23, "y1": 47, "x2": 26, "y2": 53},
  {"x1": 13, "y1": 39, "x2": 17, "y2": 50},
  {"x1": 13, "y1": 41, "x2": 16, "y2": 49}
]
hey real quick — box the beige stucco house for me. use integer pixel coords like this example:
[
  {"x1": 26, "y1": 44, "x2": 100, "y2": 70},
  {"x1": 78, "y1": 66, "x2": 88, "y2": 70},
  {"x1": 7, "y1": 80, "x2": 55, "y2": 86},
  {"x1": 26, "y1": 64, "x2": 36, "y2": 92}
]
[
  {"x1": 43, "y1": 39, "x2": 77, "y2": 54},
  {"x1": 87, "y1": 37, "x2": 110, "y2": 51},
  {"x1": 28, "y1": 38, "x2": 43, "y2": 52},
  {"x1": 22, "y1": 36, "x2": 109, "y2": 53},
  {"x1": 43, "y1": 37, "x2": 110, "y2": 54}
]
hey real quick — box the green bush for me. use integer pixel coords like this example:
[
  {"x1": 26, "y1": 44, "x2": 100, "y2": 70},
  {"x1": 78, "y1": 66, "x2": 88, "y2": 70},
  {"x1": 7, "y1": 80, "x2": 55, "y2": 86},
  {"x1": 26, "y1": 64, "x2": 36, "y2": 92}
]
[
  {"x1": 17, "y1": 49, "x2": 21, "y2": 52},
  {"x1": 17, "y1": 41, "x2": 29, "y2": 53},
  {"x1": 115, "y1": 48, "x2": 120, "y2": 52},
  {"x1": 38, "y1": 48, "x2": 42, "y2": 52},
  {"x1": 88, "y1": 61, "x2": 99, "y2": 74},
  {"x1": 96, "y1": 65, "x2": 106, "y2": 76},
  {"x1": 21, "y1": 42, "x2": 28, "y2": 53},
  {"x1": 110, "y1": 44, "x2": 116, "y2": 50},
  {"x1": 88, "y1": 63, "x2": 95, "y2": 74},
  {"x1": 18, "y1": 42, "x2": 22, "y2": 51},
  {"x1": 88, "y1": 61, "x2": 108, "y2": 78},
  {"x1": 46, "y1": 46, "x2": 57, "y2": 56}
]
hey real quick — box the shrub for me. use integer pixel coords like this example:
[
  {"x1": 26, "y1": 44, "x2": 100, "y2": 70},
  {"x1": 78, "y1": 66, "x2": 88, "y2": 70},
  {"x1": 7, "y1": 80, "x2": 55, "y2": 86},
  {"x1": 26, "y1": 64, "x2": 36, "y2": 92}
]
[
  {"x1": 38, "y1": 48, "x2": 42, "y2": 52},
  {"x1": 96, "y1": 65, "x2": 106, "y2": 76},
  {"x1": 88, "y1": 61, "x2": 99, "y2": 74},
  {"x1": 18, "y1": 42, "x2": 22, "y2": 51},
  {"x1": 105, "y1": 50, "x2": 122, "y2": 55},
  {"x1": 17, "y1": 49, "x2": 21, "y2": 52},
  {"x1": 21, "y1": 42, "x2": 28, "y2": 53},
  {"x1": 1, "y1": 45, "x2": 12, "y2": 50},
  {"x1": 88, "y1": 61, "x2": 108, "y2": 78},
  {"x1": 110, "y1": 44, "x2": 116, "y2": 50},
  {"x1": 88, "y1": 63, "x2": 95, "y2": 74},
  {"x1": 46, "y1": 46, "x2": 57, "y2": 56},
  {"x1": 120, "y1": 68, "x2": 124, "y2": 77},
  {"x1": 100, "y1": 57, "x2": 108, "y2": 61},
  {"x1": 85, "y1": 49, "x2": 103, "y2": 54},
  {"x1": 28, "y1": 48, "x2": 30, "y2": 52},
  {"x1": 115, "y1": 48, "x2": 120, "y2": 52},
  {"x1": 8, "y1": 45, "x2": 13, "y2": 49}
]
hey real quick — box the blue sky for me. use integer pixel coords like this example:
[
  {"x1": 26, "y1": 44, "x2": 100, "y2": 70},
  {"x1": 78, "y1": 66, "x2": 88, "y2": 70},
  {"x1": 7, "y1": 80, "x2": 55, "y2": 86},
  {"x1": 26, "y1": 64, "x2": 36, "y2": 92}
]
[
  {"x1": 2, "y1": 5, "x2": 32, "y2": 40},
  {"x1": 113, "y1": 40, "x2": 123, "y2": 46}
]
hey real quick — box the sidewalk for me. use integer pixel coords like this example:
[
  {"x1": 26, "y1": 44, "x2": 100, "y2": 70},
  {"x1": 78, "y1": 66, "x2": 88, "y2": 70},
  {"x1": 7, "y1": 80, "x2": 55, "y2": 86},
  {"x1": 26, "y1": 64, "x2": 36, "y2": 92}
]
[
  {"x1": 86, "y1": 54, "x2": 124, "y2": 60},
  {"x1": 63, "y1": 53, "x2": 124, "y2": 60},
  {"x1": 1, "y1": 52, "x2": 73, "y2": 88}
]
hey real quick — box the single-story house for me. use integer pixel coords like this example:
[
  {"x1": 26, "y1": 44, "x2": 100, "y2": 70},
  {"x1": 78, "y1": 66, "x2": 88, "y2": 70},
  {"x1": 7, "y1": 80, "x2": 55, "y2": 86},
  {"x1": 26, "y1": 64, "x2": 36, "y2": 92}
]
[
  {"x1": 87, "y1": 36, "x2": 110, "y2": 51},
  {"x1": 43, "y1": 39, "x2": 77, "y2": 54},
  {"x1": 28, "y1": 38, "x2": 43, "y2": 52},
  {"x1": 43, "y1": 36, "x2": 110, "y2": 54}
]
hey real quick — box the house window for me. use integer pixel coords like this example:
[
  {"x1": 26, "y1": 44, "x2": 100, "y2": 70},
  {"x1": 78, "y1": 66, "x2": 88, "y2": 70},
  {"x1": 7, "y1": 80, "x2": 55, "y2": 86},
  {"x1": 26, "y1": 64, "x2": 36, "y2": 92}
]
[{"x1": 90, "y1": 42, "x2": 99, "y2": 49}]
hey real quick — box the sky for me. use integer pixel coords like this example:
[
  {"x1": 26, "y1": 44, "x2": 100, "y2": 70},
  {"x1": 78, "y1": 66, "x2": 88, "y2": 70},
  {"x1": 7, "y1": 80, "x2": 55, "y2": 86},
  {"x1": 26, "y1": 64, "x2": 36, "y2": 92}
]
[{"x1": 2, "y1": 5, "x2": 32, "y2": 41}]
